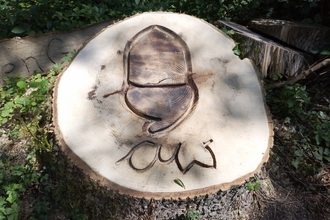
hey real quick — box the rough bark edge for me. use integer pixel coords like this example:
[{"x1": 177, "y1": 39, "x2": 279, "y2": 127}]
[
  {"x1": 248, "y1": 19, "x2": 330, "y2": 54},
  {"x1": 49, "y1": 147, "x2": 256, "y2": 219},
  {"x1": 52, "y1": 12, "x2": 274, "y2": 200},
  {"x1": 218, "y1": 20, "x2": 311, "y2": 78}
]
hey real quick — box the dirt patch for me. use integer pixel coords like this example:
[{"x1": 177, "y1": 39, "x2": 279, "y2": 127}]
[{"x1": 246, "y1": 132, "x2": 330, "y2": 220}]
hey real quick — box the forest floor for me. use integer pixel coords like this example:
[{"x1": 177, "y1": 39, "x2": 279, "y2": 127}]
[
  {"x1": 248, "y1": 141, "x2": 330, "y2": 220},
  {"x1": 2, "y1": 109, "x2": 329, "y2": 219},
  {"x1": 247, "y1": 73, "x2": 330, "y2": 220},
  {"x1": 0, "y1": 28, "x2": 329, "y2": 220}
]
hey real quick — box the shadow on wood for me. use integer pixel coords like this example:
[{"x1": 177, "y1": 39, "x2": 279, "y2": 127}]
[{"x1": 0, "y1": 20, "x2": 114, "y2": 84}]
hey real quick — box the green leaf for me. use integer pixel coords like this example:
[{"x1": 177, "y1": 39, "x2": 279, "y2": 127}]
[
  {"x1": 61, "y1": 51, "x2": 75, "y2": 62},
  {"x1": 6, "y1": 191, "x2": 19, "y2": 204},
  {"x1": 11, "y1": 23, "x2": 30, "y2": 34},
  {"x1": 319, "y1": 111, "x2": 328, "y2": 120},
  {"x1": 226, "y1": 29, "x2": 235, "y2": 35},
  {"x1": 292, "y1": 159, "x2": 300, "y2": 169},
  {"x1": 1, "y1": 109, "x2": 12, "y2": 118},
  {"x1": 315, "y1": 133, "x2": 321, "y2": 145},
  {"x1": 16, "y1": 80, "x2": 27, "y2": 89},
  {"x1": 320, "y1": 50, "x2": 330, "y2": 55},
  {"x1": 294, "y1": 150, "x2": 303, "y2": 157},
  {"x1": 254, "y1": 181, "x2": 261, "y2": 190},
  {"x1": 313, "y1": 151, "x2": 322, "y2": 161},
  {"x1": 246, "y1": 182, "x2": 254, "y2": 191},
  {"x1": 232, "y1": 43, "x2": 241, "y2": 56},
  {"x1": 6, "y1": 203, "x2": 19, "y2": 220},
  {"x1": 12, "y1": 165, "x2": 24, "y2": 176},
  {"x1": 15, "y1": 97, "x2": 29, "y2": 106},
  {"x1": 0, "y1": 197, "x2": 6, "y2": 211},
  {"x1": 174, "y1": 178, "x2": 185, "y2": 189}
]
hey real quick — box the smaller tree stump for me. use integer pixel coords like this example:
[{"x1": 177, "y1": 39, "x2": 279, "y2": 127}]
[
  {"x1": 248, "y1": 19, "x2": 330, "y2": 54},
  {"x1": 0, "y1": 20, "x2": 114, "y2": 84},
  {"x1": 219, "y1": 20, "x2": 312, "y2": 78}
]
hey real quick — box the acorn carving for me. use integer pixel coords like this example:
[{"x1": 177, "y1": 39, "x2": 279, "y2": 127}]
[{"x1": 123, "y1": 25, "x2": 199, "y2": 134}]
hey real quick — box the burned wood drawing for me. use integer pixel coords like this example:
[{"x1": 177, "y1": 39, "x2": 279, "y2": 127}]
[
  {"x1": 0, "y1": 21, "x2": 115, "y2": 84},
  {"x1": 102, "y1": 25, "x2": 216, "y2": 173},
  {"x1": 123, "y1": 25, "x2": 199, "y2": 133},
  {"x1": 116, "y1": 139, "x2": 216, "y2": 174}
]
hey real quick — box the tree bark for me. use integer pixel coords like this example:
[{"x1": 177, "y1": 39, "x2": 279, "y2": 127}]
[
  {"x1": 45, "y1": 149, "x2": 256, "y2": 219},
  {"x1": 218, "y1": 20, "x2": 313, "y2": 78},
  {"x1": 248, "y1": 19, "x2": 329, "y2": 54}
]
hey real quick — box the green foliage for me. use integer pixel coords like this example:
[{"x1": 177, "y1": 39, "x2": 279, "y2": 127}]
[
  {"x1": 268, "y1": 84, "x2": 310, "y2": 117},
  {"x1": 0, "y1": 60, "x2": 57, "y2": 219},
  {"x1": 178, "y1": 210, "x2": 201, "y2": 220},
  {"x1": 270, "y1": 0, "x2": 330, "y2": 25},
  {"x1": 1, "y1": 0, "x2": 328, "y2": 69},
  {"x1": 0, "y1": 151, "x2": 40, "y2": 220},
  {"x1": 0, "y1": 53, "x2": 87, "y2": 219},
  {"x1": 174, "y1": 178, "x2": 186, "y2": 189},
  {"x1": 267, "y1": 84, "x2": 330, "y2": 177},
  {"x1": 232, "y1": 42, "x2": 241, "y2": 56},
  {"x1": 2, "y1": 0, "x2": 328, "y2": 40},
  {"x1": 186, "y1": 210, "x2": 201, "y2": 220},
  {"x1": 0, "y1": 61, "x2": 63, "y2": 151},
  {"x1": 246, "y1": 178, "x2": 261, "y2": 191},
  {"x1": 28, "y1": 163, "x2": 88, "y2": 220},
  {"x1": 0, "y1": 0, "x2": 114, "y2": 39}
]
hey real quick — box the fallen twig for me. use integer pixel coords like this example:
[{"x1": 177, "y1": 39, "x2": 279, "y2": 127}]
[{"x1": 271, "y1": 58, "x2": 330, "y2": 88}]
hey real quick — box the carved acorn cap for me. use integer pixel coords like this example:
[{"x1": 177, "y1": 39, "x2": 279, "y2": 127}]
[
  {"x1": 123, "y1": 25, "x2": 198, "y2": 134},
  {"x1": 125, "y1": 25, "x2": 192, "y2": 86}
]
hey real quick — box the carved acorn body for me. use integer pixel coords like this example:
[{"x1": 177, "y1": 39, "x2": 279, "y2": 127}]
[{"x1": 123, "y1": 25, "x2": 198, "y2": 134}]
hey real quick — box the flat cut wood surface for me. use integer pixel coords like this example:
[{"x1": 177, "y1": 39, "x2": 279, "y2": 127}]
[
  {"x1": 53, "y1": 12, "x2": 273, "y2": 199},
  {"x1": 0, "y1": 20, "x2": 114, "y2": 84}
]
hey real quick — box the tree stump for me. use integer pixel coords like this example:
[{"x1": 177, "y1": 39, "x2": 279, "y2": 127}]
[
  {"x1": 53, "y1": 12, "x2": 273, "y2": 217},
  {"x1": 248, "y1": 19, "x2": 329, "y2": 54},
  {"x1": 0, "y1": 20, "x2": 114, "y2": 84},
  {"x1": 218, "y1": 20, "x2": 313, "y2": 78}
]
